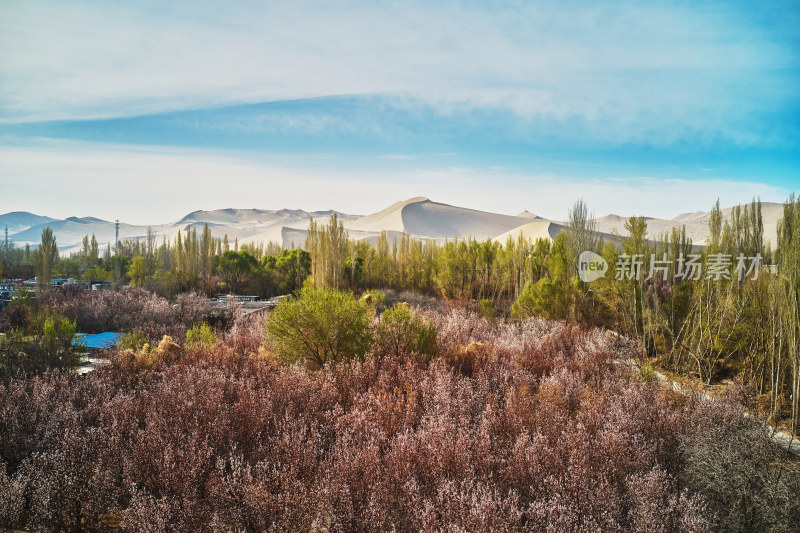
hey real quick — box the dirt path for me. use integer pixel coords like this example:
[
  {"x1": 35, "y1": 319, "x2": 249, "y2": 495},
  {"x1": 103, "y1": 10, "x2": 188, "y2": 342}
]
[{"x1": 617, "y1": 356, "x2": 800, "y2": 457}]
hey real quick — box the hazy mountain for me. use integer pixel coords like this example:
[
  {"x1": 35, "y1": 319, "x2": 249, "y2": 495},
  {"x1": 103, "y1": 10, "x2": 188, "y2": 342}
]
[
  {"x1": 9, "y1": 217, "x2": 150, "y2": 252},
  {"x1": 0, "y1": 212, "x2": 57, "y2": 234}
]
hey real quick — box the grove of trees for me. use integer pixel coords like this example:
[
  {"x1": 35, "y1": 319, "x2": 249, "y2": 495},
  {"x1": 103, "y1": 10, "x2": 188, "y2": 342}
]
[{"x1": 1, "y1": 294, "x2": 798, "y2": 530}]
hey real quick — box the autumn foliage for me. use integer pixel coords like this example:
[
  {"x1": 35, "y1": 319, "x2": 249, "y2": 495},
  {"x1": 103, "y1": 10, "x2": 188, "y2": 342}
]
[
  {"x1": 0, "y1": 304, "x2": 797, "y2": 531},
  {"x1": 38, "y1": 286, "x2": 210, "y2": 342}
]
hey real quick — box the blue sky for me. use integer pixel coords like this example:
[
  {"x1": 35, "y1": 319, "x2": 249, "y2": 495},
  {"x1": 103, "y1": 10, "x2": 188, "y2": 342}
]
[{"x1": 0, "y1": 0, "x2": 798, "y2": 224}]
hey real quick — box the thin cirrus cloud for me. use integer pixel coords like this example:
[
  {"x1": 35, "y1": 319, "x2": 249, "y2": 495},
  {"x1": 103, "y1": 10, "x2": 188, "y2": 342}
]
[
  {"x1": 0, "y1": 141, "x2": 790, "y2": 225},
  {"x1": 0, "y1": 0, "x2": 797, "y2": 220},
  {"x1": 1, "y1": 1, "x2": 797, "y2": 139}
]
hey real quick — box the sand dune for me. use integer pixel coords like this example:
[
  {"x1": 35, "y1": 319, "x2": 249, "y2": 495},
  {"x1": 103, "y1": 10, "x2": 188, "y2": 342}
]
[
  {"x1": 179, "y1": 207, "x2": 354, "y2": 228},
  {"x1": 494, "y1": 219, "x2": 625, "y2": 249},
  {"x1": 592, "y1": 202, "x2": 783, "y2": 250},
  {"x1": 3, "y1": 198, "x2": 788, "y2": 255},
  {"x1": 346, "y1": 197, "x2": 531, "y2": 241},
  {"x1": 493, "y1": 220, "x2": 563, "y2": 244}
]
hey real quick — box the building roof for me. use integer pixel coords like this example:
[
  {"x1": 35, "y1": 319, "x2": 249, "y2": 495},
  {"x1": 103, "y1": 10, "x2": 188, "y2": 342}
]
[{"x1": 73, "y1": 332, "x2": 122, "y2": 350}]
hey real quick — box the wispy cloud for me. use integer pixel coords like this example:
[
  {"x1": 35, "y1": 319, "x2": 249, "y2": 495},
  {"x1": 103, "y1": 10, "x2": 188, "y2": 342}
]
[
  {"x1": 1, "y1": 1, "x2": 798, "y2": 149},
  {"x1": 0, "y1": 1, "x2": 796, "y2": 221},
  {"x1": 0, "y1": 140, "x2": 790, "y2": 225}
]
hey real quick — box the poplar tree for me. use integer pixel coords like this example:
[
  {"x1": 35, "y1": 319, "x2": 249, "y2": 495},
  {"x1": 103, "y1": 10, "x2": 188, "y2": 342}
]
[
  {"x1": 776, "y1": 194, "x2": 800, "y2": 433},
  {"x1": 35, "y1": 227, "x2": 58, "y2": 290},
  {"x1": 709, "y1": 199, "x2": 723, "y2": 252}
]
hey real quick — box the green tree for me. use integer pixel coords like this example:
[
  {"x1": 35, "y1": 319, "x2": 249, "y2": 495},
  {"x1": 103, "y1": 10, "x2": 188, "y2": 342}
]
[
  {"x1": 511, "y1": 278, "x2": 571, "y2": 321},
  {"x1": 54, "y1": 258, "x2": 80, "y2": 278},
  {"x1": 620, "y1": 216, "x2": 649, "y2": 352},
  {"x1": 185, "y1": 322, "x2": 217, "y2": 348},
  {"x1": 216, "y1": 250, "x2": 258, "y2": 294},
  {"x1": 565, "y1": 198, "x2": 598, "y2": 277},
  {"x1": 38, "y1": 313, "x2": 80, "y2": 368},
  {"x1": 708, "y1": 198, "x2": 723, "y2": 252},
  {"x1": 479, "y1": 299, "x2": 496, "y2": 319},
  {"x1": 776, "y1": 193, "x2": 800, "y2": 432},
  {"x1": 374, "y1": 303, "x2": 437, "y2": 361},
  {"x1": 35, "y1": 227, "x2": 58, "y2": 290},
  {"x1": 274, "y1": 248, "x2": 311, "y2": 293},
  {"x1": 83, "y1": 266, "x2": 110, "y2": 284},
  {"x1": 79, "y1": 234, "x2": 99, "y2": 270},
  {"x1": 200, "y1": 223, "x2": 214, "y2": 281},
  {"x1": 1, "y1": 310, "x2": 79, "y2": 378},
  {"x1": 267, "y1": 287, "x2": 372, "y2": 370},
  {"x1": 623, "y1": 216, "x2": 648, "y2": 256},
  {"x1": 548, "y1": 232, "x2": 570, "y2": 284},
  {"x1": 305, "y1": 215, "x2": 349, "y2": 289},
  {"x1": 127, "y1": 256, "x2": 149, "y2": 288}
]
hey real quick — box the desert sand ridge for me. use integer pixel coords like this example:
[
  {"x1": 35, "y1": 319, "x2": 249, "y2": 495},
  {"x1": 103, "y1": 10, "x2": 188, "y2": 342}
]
[
  {"x1": 591, "y1": 202, "x2": 782, "y2": 250},
  {"x1": 493, "y1": 220, "x2": 561, "y2": 244},
  {"x1": 344, "y1": 197, "x2": 426, "y2": 234},
  {"x1": 2, "y1": 199, "x2": 787, "y2": 254},
  {"x1": 494, "y1": 220, "x2": 624, "y2": 248},
  {"x1": 347, "y1": 197, "x2": 532, "y2": 240}
]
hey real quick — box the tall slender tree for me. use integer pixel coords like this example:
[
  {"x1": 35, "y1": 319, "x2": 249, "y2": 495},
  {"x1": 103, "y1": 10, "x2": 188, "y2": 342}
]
[{"x1": 35, "y1": 227, "x2": 58, "y2": 290}]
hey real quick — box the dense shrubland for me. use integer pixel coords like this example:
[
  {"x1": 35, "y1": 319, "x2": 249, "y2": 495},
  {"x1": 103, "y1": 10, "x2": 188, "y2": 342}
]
[
  {"x1": 0, "y1": 309, "x2": 79, "y2": 380},
  {"x1": 39, "y1": 285, "x2": 210, "y2": 341},
  {"x1": 0, "y1": 286, "x2": 215, "y2": 379},
  {"x1": 1, "y1": 194, "x2": 799, "y2": 529},
  {"x1": 0, "y1": 292, "x2": 798, "y2": 531}
]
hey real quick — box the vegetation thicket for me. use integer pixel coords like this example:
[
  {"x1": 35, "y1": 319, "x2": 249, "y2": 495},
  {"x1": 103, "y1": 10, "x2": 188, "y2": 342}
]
[
  {"x1": 1, "y1": 297, "x2": 798, "y2": 531},
  {"x1": 2, "y1": 192, "x2": 800, "y2": 530}
]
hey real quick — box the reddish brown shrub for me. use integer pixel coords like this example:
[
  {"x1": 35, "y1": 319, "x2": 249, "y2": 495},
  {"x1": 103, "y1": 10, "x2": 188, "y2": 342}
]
[
  {"x1": 40, "y1": 287, "x2": 209, "y2": 342},
  {"x1": 1, "y1": 310, "x2": 792, "y2": 531}
]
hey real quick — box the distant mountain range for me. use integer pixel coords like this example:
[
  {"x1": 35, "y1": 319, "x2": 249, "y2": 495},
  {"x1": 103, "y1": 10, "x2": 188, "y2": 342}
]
[
  {"x1": 0, "y1": 212, "x2": 57, "y2": 234},
  {"x1": 0, "y1": 198, "x2": 784, "y2": 255}
]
